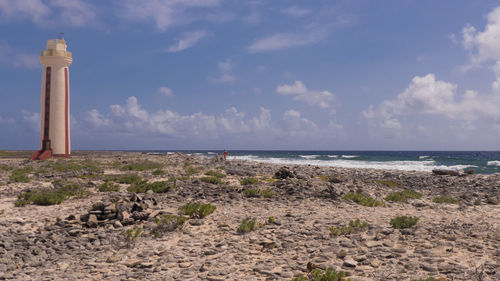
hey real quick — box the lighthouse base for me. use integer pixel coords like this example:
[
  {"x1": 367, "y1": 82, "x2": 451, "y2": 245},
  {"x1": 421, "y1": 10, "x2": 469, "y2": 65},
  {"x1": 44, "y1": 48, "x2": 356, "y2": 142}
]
[{"x1": 30, "y1": 149, "x2": 52, "y2": 161}]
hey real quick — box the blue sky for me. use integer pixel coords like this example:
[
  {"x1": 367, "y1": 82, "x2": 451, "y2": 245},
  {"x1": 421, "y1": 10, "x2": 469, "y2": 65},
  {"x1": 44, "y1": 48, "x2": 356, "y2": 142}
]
[{"x1": 1, "y1": 0, "x2": 500, "y2": 150}]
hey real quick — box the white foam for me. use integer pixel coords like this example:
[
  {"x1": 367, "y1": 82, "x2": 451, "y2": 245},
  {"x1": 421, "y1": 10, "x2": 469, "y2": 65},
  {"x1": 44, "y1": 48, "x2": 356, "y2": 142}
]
[
  {"x1": 341, "y1": 155, "x2": 359, "y2": 159},
  {"x1": 231, "y1": 156, "x2": 476, "y2": 172},
  {"x1": 328, "y1": 155, "x2": 338, "y2": 158},
  {"x1": 207, "y1": 152, "x2": 215, "y2": 155},
  {"x1": 487, "y1": 160, "x2": 500, "y2": 166},
  {"x1": 419, "y1": 155, "x2": 430, "y2": 159},
  {"x1": 299, "y1": 155, "x2": 320, "y2": 159}
]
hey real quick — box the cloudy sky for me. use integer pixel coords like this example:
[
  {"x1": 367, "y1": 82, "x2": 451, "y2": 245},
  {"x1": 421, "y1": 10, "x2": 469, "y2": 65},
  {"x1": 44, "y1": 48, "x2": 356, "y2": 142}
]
[{"x1": 1, "y1": 0, "x2": 500, "y2": 150}]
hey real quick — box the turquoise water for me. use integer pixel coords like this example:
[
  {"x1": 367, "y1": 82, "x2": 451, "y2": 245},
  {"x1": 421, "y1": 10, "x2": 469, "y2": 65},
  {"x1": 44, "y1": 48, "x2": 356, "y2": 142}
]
[{"x1": 151, "y1": 151, "x2": 500, "y2": 174}]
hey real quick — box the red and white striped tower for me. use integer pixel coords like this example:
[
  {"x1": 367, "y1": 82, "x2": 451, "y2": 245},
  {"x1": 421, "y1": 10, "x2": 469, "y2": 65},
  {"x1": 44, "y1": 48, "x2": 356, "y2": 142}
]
[{"x1": 30, "y1": 38, "x2": 72, "y2": 160}]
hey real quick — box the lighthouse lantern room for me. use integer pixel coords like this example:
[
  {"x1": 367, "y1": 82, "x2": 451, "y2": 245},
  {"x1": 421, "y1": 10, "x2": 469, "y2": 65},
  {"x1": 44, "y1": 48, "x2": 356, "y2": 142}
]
[{"x1": 30, "y1": 38, "x2": 72, "y2": 160}]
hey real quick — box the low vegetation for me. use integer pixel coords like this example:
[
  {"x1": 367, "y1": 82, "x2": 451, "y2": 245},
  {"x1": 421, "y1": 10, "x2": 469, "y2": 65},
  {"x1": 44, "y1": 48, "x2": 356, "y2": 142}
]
[
  {"x1": 42, "y1": 159, "x2": 103, "y2": 173},
  {"x1": 200, "y1": 176, "x2": 222, "y2": 184},
  {"x1": 16, "y1": 181, "x2": 88, "y2": 206},
  {"x1": 390, "y1": 215, "x2": 419, "y2": 229},
  {"x1": 185, "y1": 166, "x2": 201, "y2": 176},
  {"x1": 178, "y1": 202, "x2": 216, "y2": 218},
  {"x1": 385, "y1": 190, "x2": 422, "y2": 202},
  {"x1": 121, "y1": 160, "x2": 162, "y2": 171},
  {"x1": 153, "y1": 215, "x2": 187, "y2": 237},
  {"x1": 268, "y1": 216, "x2": 275, "y2": 224},
  {"x1": 329, "y1": 219, "x2": 369, "y2": 236},
  {"x1": 240, "y1": 177, "x2": 259, "y2": 185},
  {"x1": 376, "y1": 179, "x2": 402, "y2": 188},
  {"x1": 291, "y1": 267, "x2": 351, "y2": 281},
  {"x1": 99, "y1": 181, "x2": 119, "y2": 192},
  {"x1": 127, "y1": 179, "x2": 175, "y2": 193},
  {"x1": 243, "y1": 188, "x2": 277, "y2": 198},
  {"x1": 432, "y1": 196, "x2": 458, "y2": 204},
  {"x1": 204, "y1": 170, "x2": 226, "y2": 178},
  {"x1": 237, "y1": 218, "x2": 256, "y2": 234},
  {"x1": 0, "y1": 164, "x2": 12, "y2": 171},
  {"x1": 344, "y1": 192, "x2": 384, "y2": 207},
  {"x1": 10, "y1": 167, "x2": 33, "y2": 183},
  {"x1": 152, "y1": 169, "x2": 165, "y2": 176}
]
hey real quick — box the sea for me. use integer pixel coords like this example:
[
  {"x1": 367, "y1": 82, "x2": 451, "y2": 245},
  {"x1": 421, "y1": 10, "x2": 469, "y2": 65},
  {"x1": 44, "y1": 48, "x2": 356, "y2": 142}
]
[{"x1": 146, "y1": 151, "x2": 500, "y2": 175}]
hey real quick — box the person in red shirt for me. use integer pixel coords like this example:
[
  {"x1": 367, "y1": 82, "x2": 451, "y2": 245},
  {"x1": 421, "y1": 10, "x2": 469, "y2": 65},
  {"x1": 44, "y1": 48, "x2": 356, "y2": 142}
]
[{"x1": 222, "y1": 149, "x2": 228, "y2": 160}]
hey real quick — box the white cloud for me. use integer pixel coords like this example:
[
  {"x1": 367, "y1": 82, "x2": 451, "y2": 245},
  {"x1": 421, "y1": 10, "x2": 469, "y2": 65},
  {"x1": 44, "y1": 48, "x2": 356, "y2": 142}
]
[
  {"x1": 0, "y1": 44, "x2": 40, "y2": 69},
  {"x1": 85, "y1": 109, "x2": 110, "y2": 128},
  {"x1": 21, "y1": 109, "x2": 39, "y2": 132},
  {"x1": 0, "y1": 114, "x2": 14, "y2": 124},
  {"x1": 282, "y1": 109, "x2": 318, "y2": 137},
  {"x1": 247, "y1": 29, "x2": 328, "y2": 52},
  {"x1": 13, "y1": 54, "x2": 40, "y2": 69},
  {"x1": 0, "y1": 0, "x2": 50, "y2": 25},
  {"x1": 218, "y1": 59, "x2": 232, "y2": 72},
  {"x1": 50, "y1": 0, "x2": 97, "y2": 27},
  {"x1": 462, "y1": 6, "x2": 500, "y2": 65},
  {"x1": 165, "y1": 30, "x2": 208, "y2": 52},
  {"x1": 282, "y1": 6, "x2": 311, "y2": 17},
  {"x1": 119, "y1": 0, "x2": 221, "y2": 31},
  {"x1": 277, "y1": 80, "x2": 336, "y2": 109},
  {"x1": 0, "y1": 0, "x2": 97, "y2": 27},
  {"x1": 158, "y1": 86, "x2": 173, "y2": 97},
  {"x1": 364, "y1": 73, "x2": 500, "y2": 130},
  {"x1": 209, "y1": 59, "x2": 235, "y2": 84}
]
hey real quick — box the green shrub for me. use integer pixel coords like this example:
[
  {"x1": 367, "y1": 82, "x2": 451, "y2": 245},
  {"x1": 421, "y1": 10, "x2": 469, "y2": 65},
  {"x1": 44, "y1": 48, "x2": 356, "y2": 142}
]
[
  {"x1": 152, "y1": 169, "x2": 165, "y2": 176},
  {"x1": 153, "y1": 215, "x2": 187, "y2": 236},
  {"x1": 344, "y1": 192, "x2": 384, "y2": 207},
  {"x1": 0, "y1": 164, "x2": 12, "y2": 171},
  {"x1": 376, "y1": 179, "x2": 402, "y2": 188},
  {"x1": 385, "y1": 190, "x2": 422, "y2": 202},
  {"x1": 329, "y1": 219, "x2": 369, "y2": 236},
  {"x1": 121, "y1": 161, "x2": 162, "y2": 171},
  {"x1": 268, "y1": 216, "x2": 275, "y2": 224},
  {"x1": 10, "y1": 167, "x2": 33, "y2": 183},
  {"x1": 432, "y1": 196, "x2": 458, "y2": 204},
  {"x1": 204, "y1": 170, "x2": 226, "y2": 178},
  {"x1": 292, "y1": 267, "x2": 351, "y2": 281},
  {"x1": 200, "y1": 176, "x2": 222, "y2": 184},
  {"x1": 240, "y1": 177, "x2": 259, "y2": 185},
  {"x1": 16, "y1": 181, "x2": 87, "y2": 206},
  {"x1": 127, "y1": 180, "x2": 174, "y2": 193},
  {"x1": 99, "y1": 181, "x2": 119, "y2": 192},
  {"x1": 243, "y1": 188, "x2": 277, "y2": 198},
  {"x1": 390, "y1": 216, "x2": 419, "y2": 229},
  {"x1": 178, "y1": 202, "x2": 216, "y2": 218},
  {"x1": 185, "y1": 166, "x2": 201, "y2": 176},
  {"x1": 237, "y1": 218, "x2": 256, "y2": 233},
  {"x1": 116, "y1": 174, "x2": 142, "y2": 184}
]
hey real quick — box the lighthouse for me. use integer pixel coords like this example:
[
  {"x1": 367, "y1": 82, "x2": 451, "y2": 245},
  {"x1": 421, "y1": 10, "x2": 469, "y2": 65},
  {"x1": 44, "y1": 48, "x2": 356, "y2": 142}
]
[{"x1": 30, "y1": 38, "x2": 72, "y2": 160}]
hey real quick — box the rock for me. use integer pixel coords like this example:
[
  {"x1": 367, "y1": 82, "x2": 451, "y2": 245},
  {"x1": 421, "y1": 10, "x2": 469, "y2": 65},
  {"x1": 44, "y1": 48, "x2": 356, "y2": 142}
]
[
  {"x1": 189, "y1": 219, "x2": 204, "y2": 226},
  {"x1": 87, "y1": 214, "x2": 98, "y2": 228},
  {"x1": 432, "y1": 169, "x2": 459, "y2": 176},
  {"x1": 343, "y1": 258, "x2": 357, "y2": 268},
  {"x1": 274, "y1": 167, "x2": 294, "y2": 179},
  {"x1": 336, "y1": 249, "x2": 347, "y2": 259},
  {"x1": 113, "y1": 220, "x2": 123, "y2": 228}
]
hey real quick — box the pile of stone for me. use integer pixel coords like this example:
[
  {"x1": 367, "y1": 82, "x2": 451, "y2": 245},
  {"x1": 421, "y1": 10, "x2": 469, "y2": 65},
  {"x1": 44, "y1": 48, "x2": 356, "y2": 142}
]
[{"x1": 80, "y1": 191, "x2": 158, "y2": 228}]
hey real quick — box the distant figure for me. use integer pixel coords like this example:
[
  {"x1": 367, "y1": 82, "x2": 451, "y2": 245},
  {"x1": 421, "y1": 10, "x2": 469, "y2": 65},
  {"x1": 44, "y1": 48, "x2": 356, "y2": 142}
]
[
  {"x1": 222, "y1": 149, "x2": 228, "y2": 161},
  {"x1": 214, "y1": 153, "x2": 220, "y2": 162}
]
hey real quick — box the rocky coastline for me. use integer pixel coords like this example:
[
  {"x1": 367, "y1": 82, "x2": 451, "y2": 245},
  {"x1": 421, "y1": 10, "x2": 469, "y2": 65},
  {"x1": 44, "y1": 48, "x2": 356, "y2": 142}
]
[{"x1": 0, "y1": 151, "x2": 498, "y2": 280}]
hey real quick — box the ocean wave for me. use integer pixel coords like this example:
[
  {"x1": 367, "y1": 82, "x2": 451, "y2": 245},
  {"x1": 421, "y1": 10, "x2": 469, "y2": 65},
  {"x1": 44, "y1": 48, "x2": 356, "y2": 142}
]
[
  {"x1": 341, "y1": 155, "x2": 359, "y2": 159},
  {"x1": 419, "y1": 155, "x2": 430, "y2": 159},
  {"x1": 231, "y1": 156, "x2": 475, "y2": 172},
  {"x1": 207, "y1": 152, "x2": 216, "y2": 155},
  {"x1": 328, "y1": 155, "x2": 338, "y2": 158},
  {"x1": 299, "y1": 155, "x2": 320, "y2": 159},
  {"x1": 487, "y1": 160, "x2": 500, "y2": 166}
]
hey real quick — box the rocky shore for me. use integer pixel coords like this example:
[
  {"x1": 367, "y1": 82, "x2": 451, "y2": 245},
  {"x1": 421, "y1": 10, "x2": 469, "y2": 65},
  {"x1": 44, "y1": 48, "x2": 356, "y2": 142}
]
[{"x1": 0, "y1": 151, "x2": 498, "y2": 280}]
